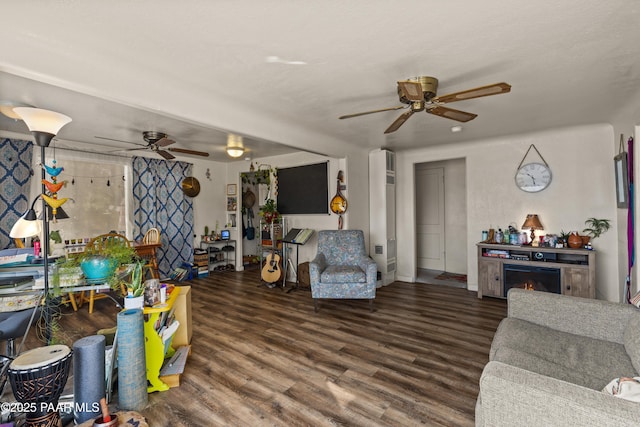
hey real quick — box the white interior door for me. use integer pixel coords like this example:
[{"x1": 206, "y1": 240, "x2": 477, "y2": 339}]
[{"x1": 416, "y1": 167, "x2": 445, "y2": 270}]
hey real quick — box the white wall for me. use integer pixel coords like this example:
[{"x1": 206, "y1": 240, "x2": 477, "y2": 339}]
[
  {"x1": 397, "y1": 124, "x2": 621, "y2": 302},
  {"x1": 190, "y1": 158, "x2": 228, "y2": 242}
]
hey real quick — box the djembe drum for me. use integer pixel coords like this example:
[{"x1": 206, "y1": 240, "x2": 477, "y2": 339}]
[{"x1": 8, "y1": 345, "x2": 72, "y2": 427}]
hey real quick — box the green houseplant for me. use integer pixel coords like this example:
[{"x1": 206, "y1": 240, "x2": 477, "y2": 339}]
[
  {"x1": 259, "y1": 198, "x2": 279, "y2": 224},
  {"x1": 583, "y1": 218, "x2": 611, "y2": 240}
]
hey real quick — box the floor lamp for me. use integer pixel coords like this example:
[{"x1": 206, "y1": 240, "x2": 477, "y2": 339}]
[{"x1": 12, "y1": 107, "x2": 72, "y2": 344}]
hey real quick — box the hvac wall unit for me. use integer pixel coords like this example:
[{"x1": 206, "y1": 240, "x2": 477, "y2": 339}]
[{"x1": 369, "y1": 149, "x2": 396, "y2": 286}]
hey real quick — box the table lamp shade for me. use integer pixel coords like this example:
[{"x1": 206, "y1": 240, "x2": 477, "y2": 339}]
[
  {"x1": 522, "y1": 214, "x2": 543, "y2": 244},
  {"x1": 522, "y1": 214, "x2": 543, "y2": 230}
]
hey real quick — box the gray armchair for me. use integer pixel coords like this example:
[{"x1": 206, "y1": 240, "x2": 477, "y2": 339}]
[{"x1": 309, "y1": 230, "x2": 377, "y2": 312}]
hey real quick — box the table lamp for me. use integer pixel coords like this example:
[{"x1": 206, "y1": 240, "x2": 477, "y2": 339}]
[{"x1": 522, "y1": 214, "x2": 543, "y2": 245}]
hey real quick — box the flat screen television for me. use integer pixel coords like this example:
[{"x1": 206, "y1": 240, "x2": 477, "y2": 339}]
[{"x1": 277, "y1": 162, "x2": 329, "y2": 215}]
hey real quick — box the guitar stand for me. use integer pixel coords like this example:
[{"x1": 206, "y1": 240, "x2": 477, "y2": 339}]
[{"x1": 259, "y1": 279, "x2": 284, "y2": 290}]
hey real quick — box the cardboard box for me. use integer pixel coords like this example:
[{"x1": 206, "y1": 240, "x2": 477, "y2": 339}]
[{"x1": 172, "y1": 285, "x2": 192, "y2": 347}]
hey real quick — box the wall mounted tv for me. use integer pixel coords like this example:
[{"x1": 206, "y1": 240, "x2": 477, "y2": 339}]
[{"x1": 277, "y1": 162, "x2": 329, "y2": 215}]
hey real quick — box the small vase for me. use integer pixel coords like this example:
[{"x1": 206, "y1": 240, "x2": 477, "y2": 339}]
[
  {"x1": 124, "y1": 295, "x2": 144, "y2": 310},
  {"x1": 581, "y1": 235, "x2": 591, "y2": 245},
  {"x1": 567, "y1": 233, "x2": 583, "y2": 249}
]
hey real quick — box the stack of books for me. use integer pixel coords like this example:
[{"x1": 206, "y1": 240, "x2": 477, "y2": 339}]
[{"x1": 193, "y1": 249, "x2": 209, "y2": 277}]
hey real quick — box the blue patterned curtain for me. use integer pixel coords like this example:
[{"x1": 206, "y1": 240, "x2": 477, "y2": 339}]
[
  {"x1": 132, "y1": 156, "x2": 193, "y2": 278},
  {"x1": 0, "y1": 138, "x2": 33, "y2": 250}
]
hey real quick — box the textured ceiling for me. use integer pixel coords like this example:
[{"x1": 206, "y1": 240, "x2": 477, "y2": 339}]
[{"x1": 1, "y1": 1, "x2": 639, "y2": 161}]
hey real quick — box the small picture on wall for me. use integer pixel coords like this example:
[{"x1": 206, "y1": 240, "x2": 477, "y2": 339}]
[
  {"x1": 227, "y1": 184, "x2": 237, "y2": 196},
  {"x1": 227, "y1": 196, "x2": 237, "y2": 211}
]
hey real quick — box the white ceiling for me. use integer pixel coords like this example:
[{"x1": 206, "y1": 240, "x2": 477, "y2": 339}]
[{"x1": 1, "y1": 1, "x2": 639, "y2": 162}]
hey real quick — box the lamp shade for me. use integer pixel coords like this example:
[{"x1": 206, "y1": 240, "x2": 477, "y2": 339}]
[
  {"x1": 12, "y1": 107, "x2": 72, "y2": 135},
  {"x1": 10, "y1": 215, "x2": 42, "y2": 239},
  {"x1": 522, "y1": 214, "x2": 543, "y2": 230},
  {"x1": 39, "y1": 205, "x2": 70, "y2": 221}
]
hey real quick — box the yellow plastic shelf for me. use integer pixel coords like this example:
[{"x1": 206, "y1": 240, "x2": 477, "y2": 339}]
[{"x1": 143, "y1": 286, "x2": 180, "y2": 393}]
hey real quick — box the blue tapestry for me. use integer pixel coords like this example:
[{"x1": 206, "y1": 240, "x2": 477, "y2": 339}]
[
  {"x1": 0, "y1": 138, "x2": 33, "y2": 249},
  {"x1": 131, "y1": 157, "x2": 193, "y2": 278}
]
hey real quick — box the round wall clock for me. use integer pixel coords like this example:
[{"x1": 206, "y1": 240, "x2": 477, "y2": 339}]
[
  {"x1": 515, "y1": 162, "x2": 552, "y2": 193},
  {"x1": 181, "y1": 176, "x2": 200, "y2": 197}
]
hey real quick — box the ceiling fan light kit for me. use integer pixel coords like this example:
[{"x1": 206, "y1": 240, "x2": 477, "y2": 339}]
[
  {"x1": 340, "y1": 76, "x2": 511, "y2": 134},
  {"x1": 226, "y1": 133, "x2": 244, "y2": 158}
]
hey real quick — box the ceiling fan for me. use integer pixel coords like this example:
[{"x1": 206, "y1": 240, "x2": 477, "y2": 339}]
[
  {"x1": 339, "y1": 76, "x2": 511, "y2": 134},
  {"x1": 95, "y1": 131, "x2": 209, "y2": 160}
]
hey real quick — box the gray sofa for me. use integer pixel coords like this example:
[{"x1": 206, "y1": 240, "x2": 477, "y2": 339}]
[{"x1": 476, "y1": 288, "x2": 640, "y2": 426}]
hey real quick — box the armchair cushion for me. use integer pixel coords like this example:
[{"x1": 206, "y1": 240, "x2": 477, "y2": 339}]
[{"x1": 321, "y1": 265, "x2": 366, "y2": 284}]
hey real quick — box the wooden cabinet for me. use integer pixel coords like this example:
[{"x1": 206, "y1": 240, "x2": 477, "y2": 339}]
[
  {"x1": 562, "y1": 267, "x2": 593, "y2": 298},
  {"x1": 477, "y1": 243, "x2": 595, "y2": 299},
  {"x1": 478, "y1": 259, "x2": 502, "y2": 298}
]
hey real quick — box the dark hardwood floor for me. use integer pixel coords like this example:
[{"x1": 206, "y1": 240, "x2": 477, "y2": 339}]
[{"x1": 23, "y1": 268, "x2": 507, "y2": 426}]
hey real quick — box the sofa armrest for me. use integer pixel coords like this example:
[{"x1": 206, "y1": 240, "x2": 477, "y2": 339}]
[
  {"x1": 478, "y1": 361, "x2": 640, "y2": 427},
  {"x1": 507, "y1": 288, "x2": 637, "y2": 344}
]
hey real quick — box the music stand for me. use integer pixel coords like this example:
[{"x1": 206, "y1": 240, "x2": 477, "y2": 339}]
[{"x1": 282, "y1": 228, "x2": 314, "y2": 293}]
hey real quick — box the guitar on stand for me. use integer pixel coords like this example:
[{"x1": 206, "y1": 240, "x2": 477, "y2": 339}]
[
  {"x1": 330, "y1": 170, "x2": 348, "y2": 229},
  {"x1": 261, "y1": 248, "x2": 282, "y2": 287}
]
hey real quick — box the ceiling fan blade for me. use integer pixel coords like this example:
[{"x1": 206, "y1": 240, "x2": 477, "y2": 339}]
[
  {"x1": 397, "y1": 81, "x2": 424, "y2": 101},
  {"x1": 427, "y1": 105, "x2": 477, "y2": 122},
  {"x1": 156, "y1": 137, "x2": 176, "y2": 147},
  {"x1": 168, "y1": 147, "x2": 210, "y2": 157},
  {"x1": 157, "y1": 150, "x2": 176, "y2": 160},
  {"x1": 434, "y1": 82, "x2": 511, "y2": 104},
  {"x1": 94, "y1": 136, "x2": 146, "y2": 147},
  {"x1": 384, "y1": 111, "x2": 414, "y2": 134},
  {"x1": 339, "y1": 106, "x2": 406, "y2": 119}
]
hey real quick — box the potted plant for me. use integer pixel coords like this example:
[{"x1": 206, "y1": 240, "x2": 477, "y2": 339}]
[
  {"x1": 121, "y1": 260, "x2": 145, "y2": 309},
  {"x1": 259, "y1": 198, "x2": 279, "y2": 224},
  {"x1": 583, "y1": 218, "x2": 611, "y2": 242},
  {"x1": 57, "y1": 238, "x2": 138, "y2": 288}
]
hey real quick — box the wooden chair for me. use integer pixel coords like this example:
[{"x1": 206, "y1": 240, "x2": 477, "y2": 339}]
[
  {"x1": 78, "y1": 233, "x2": 131, "y2": 314},
  {"x1": 138, "y1": 228, "x2": 161, "y2": 279},
  {"x1": 143, "y1": 228, "x2": 160, "y2": 245}
]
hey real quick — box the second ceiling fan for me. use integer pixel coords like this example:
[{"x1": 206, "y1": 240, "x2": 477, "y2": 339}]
[
  {"x1": 339, "y1": 76, "x2": 511, "y2": 134},
  {"x1": 96, "y1": 131, "x2": 209, "y2": 160}
]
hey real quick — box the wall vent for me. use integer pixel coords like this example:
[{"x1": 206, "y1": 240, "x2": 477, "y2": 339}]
[{"x1": 375, "y1": 245, "x2": 384, "y2": 255}]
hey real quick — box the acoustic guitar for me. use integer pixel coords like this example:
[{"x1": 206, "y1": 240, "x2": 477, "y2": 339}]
[
  {"x1": 330, "y1": 170, "x2": 348, "y2": 229},
  {"x1": 261, "y1": 249, "x2": 282, "y2": 284}
]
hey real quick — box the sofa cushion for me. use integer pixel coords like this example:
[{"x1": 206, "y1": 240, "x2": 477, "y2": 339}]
[
  {"x1": 491, "y1": 318, "x2": 637, "y2": 390},
  {"x1": 320, "y1": 265, "x2": 366, "y2": 283},
  {"x1": 624, "y1": 314, "x2": 640, "y2": 374}
]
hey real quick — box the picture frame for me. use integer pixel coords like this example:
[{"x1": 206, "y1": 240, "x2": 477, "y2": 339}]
[
  {"x1": 226, "y1": 184, "x2": 237, "y2": 196},
  {"x1": 226, "y1": 196, "x2": 237, "y2": 212},
  {"x1": 614, "y1": 152, "x2": 629, "y2": 209}
]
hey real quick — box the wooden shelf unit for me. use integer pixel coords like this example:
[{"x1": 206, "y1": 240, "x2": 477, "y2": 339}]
[{"x1": 477, "y1": 243, "x2": 596, "y2": 299}]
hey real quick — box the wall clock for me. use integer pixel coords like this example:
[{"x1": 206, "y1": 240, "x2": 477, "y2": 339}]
[
  {"x1": 181, "y1": 176, "x2": 200, "y2": 197},
  {"x1": 515, "y1": 145, "x2": 552, "y2": 193}
]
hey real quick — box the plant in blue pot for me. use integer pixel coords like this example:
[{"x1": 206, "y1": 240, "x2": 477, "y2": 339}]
[{"x1": 80, "y1": 256, "x2": 118, "y2": 284}]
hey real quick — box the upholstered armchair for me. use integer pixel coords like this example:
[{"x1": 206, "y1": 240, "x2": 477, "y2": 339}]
[{"x1": 309, "y1": 230, "x2": 377, "y2": 312}]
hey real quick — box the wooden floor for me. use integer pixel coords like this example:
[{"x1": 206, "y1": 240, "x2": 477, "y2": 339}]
[{"x1": 24, "y1": 268, "x2": 507, "y2": 427}]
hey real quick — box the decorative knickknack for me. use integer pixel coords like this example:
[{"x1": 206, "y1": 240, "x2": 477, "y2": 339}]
[{"x1": 567, "y1": 232, "x2": 583, "y2": 249}]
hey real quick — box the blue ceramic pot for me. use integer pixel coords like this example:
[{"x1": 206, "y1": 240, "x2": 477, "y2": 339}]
[{"x1": 80, "y1": 256, "x2": 116, "y2": 282}]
